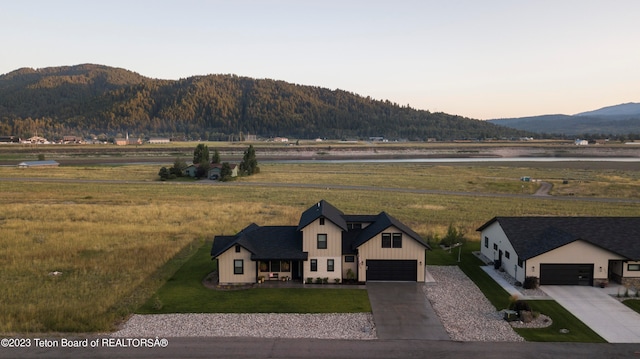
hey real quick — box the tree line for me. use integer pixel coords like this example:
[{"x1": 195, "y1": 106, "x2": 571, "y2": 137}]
[{"x1": 0, "y1": 64, "x2": 531, "y2": 141}]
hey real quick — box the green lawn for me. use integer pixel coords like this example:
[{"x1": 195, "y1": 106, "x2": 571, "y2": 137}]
[
  {"x1": 137, "y1": 241, "x2": 371, "y2": 314},
  {"x1": 514, "y1": 301, "x2": 605, "y2": 342},
  {"x1": 623, "y1": 299, "x2": 640, "y2": 313},
  {"x1": 427, "y1": 243, "x2": 605, "y2": 342}
]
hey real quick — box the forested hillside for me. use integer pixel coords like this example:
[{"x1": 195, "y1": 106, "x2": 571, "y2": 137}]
[{"x1": 0, "y1": 64, "x2": 529, "y2": 140}]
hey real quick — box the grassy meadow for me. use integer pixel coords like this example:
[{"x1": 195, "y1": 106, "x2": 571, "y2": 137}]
[{"x1": 1, "y1": 160, "x2": 639, "y2": 333}]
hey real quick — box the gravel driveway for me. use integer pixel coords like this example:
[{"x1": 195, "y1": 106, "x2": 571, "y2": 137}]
[{"x1": 423, "y1": 266, "x2": 524, "y2": 342}]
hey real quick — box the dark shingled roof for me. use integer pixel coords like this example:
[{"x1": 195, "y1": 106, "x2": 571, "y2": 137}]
[
  {"x1": 211, "y1": 225, "x2": 306, "y2": 260},
  {"x1": 297, "y1": 200, "x2": 347, "y2": 231},
  {"x1": 351, "y1": 212, "x2": 430, "y2": 250},
  {"x1": 242, "y1": 226, "x2": 306, "y2": 260},
  {"x1": 477, "y1": 217, "x2": 640, "y2": 260}
]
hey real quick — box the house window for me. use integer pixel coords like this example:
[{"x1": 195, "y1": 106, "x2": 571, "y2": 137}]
[
  {"x1": 271, "y1": 260, "x2": 281, "y2": 272},
  {"x1": 235, "y1": 245, "x2": 241, "y2": 253},
  {"x1": 281, "y1": 261, "x2": 290, "y2": 272},
  {"x1": 484, "y1": 237, "x2": 489, "y2": 248},
  {"x1": 493, "y1": 243, "x2": 498, "y2": 250},
  {"x1": 259, "y1": 261, "x2": 269, "y2": 272},
  {"x1": 505, "y1": 251, "x2": 510, "y2": 259},
  {"x1": 345, "y1": 255, "x2": 355, "y2": 263},
  {"x1": 392, "y1": 233, "x2": 402, "y2": 248},
  {"x1": 327, "y1": 259, "x2": 334, "y2": 272},
  {"x1": 517, "y1": 258, "x2": 523, "y2": 268},
  {"x1": 628, "y1": 264, "x2": 640, "y2": 271},
  {"x1": 382, "y1": 233, "x2": 392, "y2": 248},
  {"x1": 317, "y1": 234, "x2": 327, "y2": 249},
  {"x1": 319, "y1": 217, "x2": 325, "y2": 225},
  {"x1": 310, "y1": 259, "x2": 317, "y2": 272},
  {"x1": 234, "y1": 259, "x2": 244, "y2": 275}
]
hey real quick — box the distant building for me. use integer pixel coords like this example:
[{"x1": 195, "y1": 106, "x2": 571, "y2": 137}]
[
  {"x1": 115, "y1": 133, "x2": 142, "y2": 146},
  {"x1": 209, "y1": 163, "x2": 239, "y2": 180},
  {"x1": 17, "y1": 160, "x2": 60, "y2": 168},
  {"x1": 62, "y1": 136, "x2": 83, "y2": 144},
  {"x1": 0, "y1": 136, "x2": 20, "y2": 143},
  {"x1": 273, "y1": 137, "x2": 289, "y2": 143},
  {"x1": 183, "y1": 164, "x2": 199, "y2": 177},
  {"x1": 24, "y1": 136, "x2": 49, "y2": 144},
  {"x1": 148, "y1": 138, "x2": 171, "y2": 144},
  {"x1": 575, "y1": 139, "x2": 588, "y2": 146}
]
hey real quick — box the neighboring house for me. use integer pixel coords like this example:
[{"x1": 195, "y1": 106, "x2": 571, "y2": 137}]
[
  {"x1": 209, "y1": 163, "x2": 238, "y2": 180},
  {"x1": 478, "y1": 217, "x2": 640, "y2": 287},
  {"x1": 17, "y1": 160, "x2": 60, "y2": 168},
  {"x1": 183, "y1": 164, "x2": 199, "y2": 177},
  {"x1": 211, "y1": 200, "x2": 430, "y2": 285}
]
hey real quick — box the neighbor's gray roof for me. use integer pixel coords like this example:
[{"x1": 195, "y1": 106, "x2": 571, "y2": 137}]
[{"x1": 477, "y1": 217, "x2": 640, "y2": 260}]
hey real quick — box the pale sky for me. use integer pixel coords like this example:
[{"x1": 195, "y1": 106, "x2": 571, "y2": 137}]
[{"x1": 1, "y1": 0, "x2": 639, "y2": 119}]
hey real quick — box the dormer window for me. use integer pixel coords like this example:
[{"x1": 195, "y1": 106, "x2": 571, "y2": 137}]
[{"x1": 319, "y1": 217, "x2": 325, "y2": 225}]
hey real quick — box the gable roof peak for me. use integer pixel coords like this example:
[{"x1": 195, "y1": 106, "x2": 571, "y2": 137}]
[{"x1": 297, "y1": 199, "x2": 347, "y2": 231}]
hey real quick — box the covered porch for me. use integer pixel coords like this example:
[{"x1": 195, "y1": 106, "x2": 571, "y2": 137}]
[{"x1": 256, "y1": 259, "x2": 304, "y2": 283}]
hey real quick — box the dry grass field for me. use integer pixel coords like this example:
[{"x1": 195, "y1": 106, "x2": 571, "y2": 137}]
[{"x1": 1, "y1": 159, "x2": 639, "y2": 332}]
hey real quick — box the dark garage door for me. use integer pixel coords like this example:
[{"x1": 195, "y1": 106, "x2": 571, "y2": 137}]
[
  {"x1": 366, "y1": 260, "x2": 417, "y2": 281},
  {"x1": 540, "y1": 264, "x2": 594, "y2": 286}
]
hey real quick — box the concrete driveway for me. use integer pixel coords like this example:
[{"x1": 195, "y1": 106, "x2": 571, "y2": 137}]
[
  {"x1": 366, "y1": 282, "x2": 449, "y2": 340},
  {"x1": 541, "y1": 285, "x2": 640, "y2": 343}
]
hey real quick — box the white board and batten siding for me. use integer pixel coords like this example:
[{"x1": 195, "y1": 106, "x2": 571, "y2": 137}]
[
  {"x1": 357, "y1": 225, "x2": 426, "y2": 282},
  {"x1": 301, "y1": 219, "x2": 343, "y2": 282},
  {"x1": 217, "y1": 246, "x2": 256, "y2": 284}
]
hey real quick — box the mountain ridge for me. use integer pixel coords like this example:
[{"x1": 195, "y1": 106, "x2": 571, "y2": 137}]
[
  {"x1": 488, "y1": 103, "x2": 640, "y2": 136},
  {"x1": 0, "y1": 64, "x2": 529, "y2": 141}
]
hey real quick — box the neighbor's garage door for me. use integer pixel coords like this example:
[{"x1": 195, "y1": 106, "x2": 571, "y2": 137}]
[
  {"x1": 366, "y1": 260, "x2": 417, "y2": 281},
  {"x1": 540, "y1": 264, "x2": 594, "y2": 286}
]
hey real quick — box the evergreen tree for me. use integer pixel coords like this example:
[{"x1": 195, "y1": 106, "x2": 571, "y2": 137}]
[
  {"x1": 158, "y1": 167, "x2": 169, "y2": 181},
  {"x1": 193, "y1": 144, "x2": 209, "y2": 164},
  {"x1": 239, "y1": 144, "x2": 259, "y2": 175},
  {"x1": 220, "y1": 162, "x2": 232, "y2": 181},
  {"x1": 212, "y1": 149, "x2": 221, "y2": 164}
]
